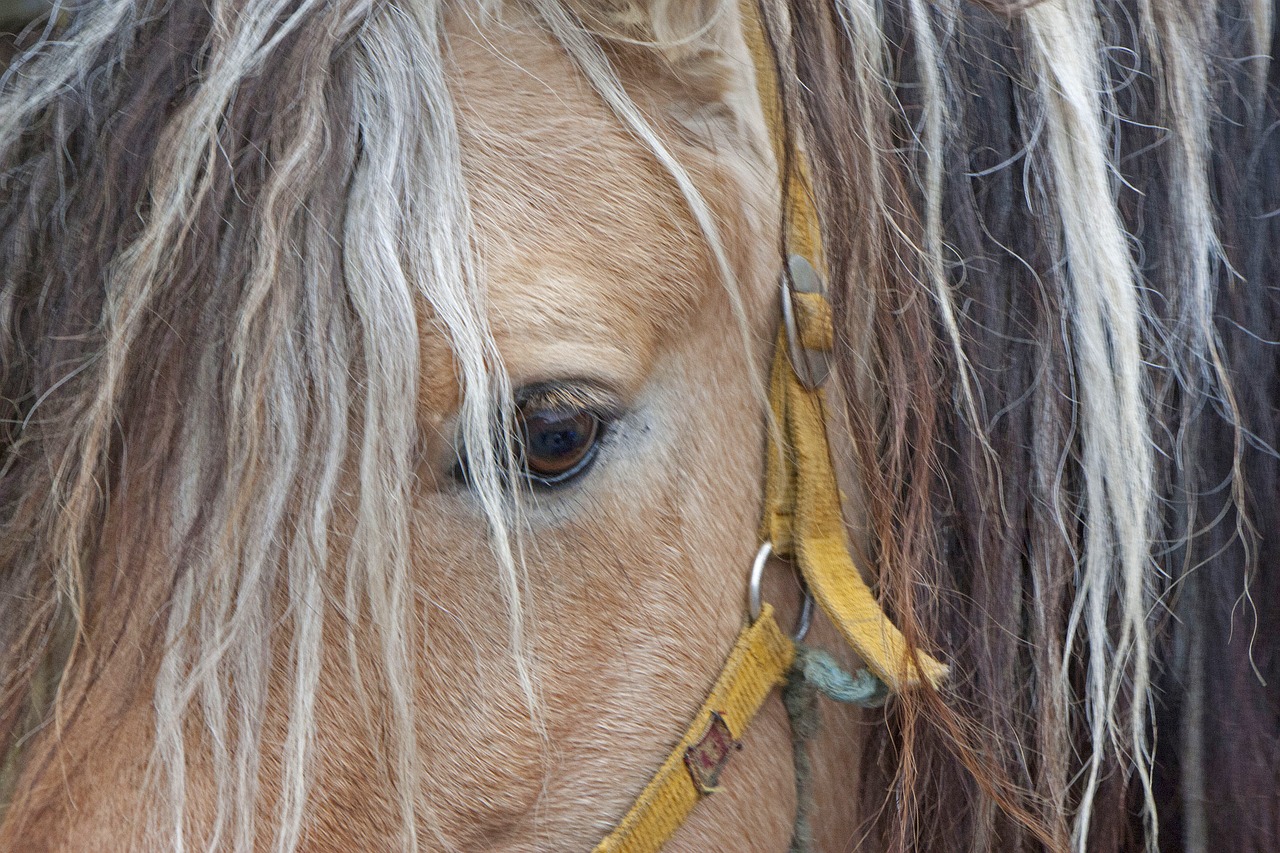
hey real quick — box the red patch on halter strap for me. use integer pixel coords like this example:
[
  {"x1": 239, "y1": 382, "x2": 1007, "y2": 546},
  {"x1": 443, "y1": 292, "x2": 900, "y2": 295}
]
[{"x1": 683, "y1": 712, "x2": 741, "y2": 794}]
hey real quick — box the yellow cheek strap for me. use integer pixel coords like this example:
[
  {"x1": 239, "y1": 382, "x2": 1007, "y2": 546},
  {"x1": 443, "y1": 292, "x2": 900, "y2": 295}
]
[{"x1": 761, "y1": 290, "x2": 949, "y2": 693}]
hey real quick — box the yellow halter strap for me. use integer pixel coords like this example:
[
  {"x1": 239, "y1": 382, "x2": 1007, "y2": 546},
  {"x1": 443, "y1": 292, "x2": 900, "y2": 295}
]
[{"x1": 592, "y1": 5, "x2": 948, "y2": 851}]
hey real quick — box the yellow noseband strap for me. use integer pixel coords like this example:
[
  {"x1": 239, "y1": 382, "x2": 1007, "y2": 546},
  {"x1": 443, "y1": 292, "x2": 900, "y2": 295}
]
[
  {"x1": 592, "y1": 606, "x2": 795, "y2": 853},
  {"x1": 592, "y1": 3, "x2": 948, "y2": 851}
]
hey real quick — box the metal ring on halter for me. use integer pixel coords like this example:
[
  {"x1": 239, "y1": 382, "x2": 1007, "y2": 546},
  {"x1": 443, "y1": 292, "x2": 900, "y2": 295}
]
[
  {"x1": 780, "y1": 255, "x2": 831, "y2": 390},
  {"x1": 748, "y1": 541, "x2": 816, "y2": 642}
]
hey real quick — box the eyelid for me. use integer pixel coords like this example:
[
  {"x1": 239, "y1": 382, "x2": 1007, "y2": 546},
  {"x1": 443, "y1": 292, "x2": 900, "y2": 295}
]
[{"x1": 514, "y1": 380, "x2": 622, "y2": 419}]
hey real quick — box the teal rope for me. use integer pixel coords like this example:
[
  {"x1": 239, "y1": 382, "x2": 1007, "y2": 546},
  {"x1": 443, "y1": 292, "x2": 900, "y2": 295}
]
[{"x1": 782, "y1": 645, "x2": 888, "y2": 853}]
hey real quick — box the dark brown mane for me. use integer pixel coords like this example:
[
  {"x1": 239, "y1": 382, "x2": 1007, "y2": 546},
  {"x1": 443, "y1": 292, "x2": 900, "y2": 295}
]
[{"x1": 768, "y1": 0, "x2": 1279, "y2": 849}]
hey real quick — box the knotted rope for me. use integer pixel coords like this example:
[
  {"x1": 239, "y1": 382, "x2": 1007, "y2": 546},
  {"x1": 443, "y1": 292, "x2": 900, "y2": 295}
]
[{"x1": 783, "y1": 647, "x2": 888, "y2": 852}]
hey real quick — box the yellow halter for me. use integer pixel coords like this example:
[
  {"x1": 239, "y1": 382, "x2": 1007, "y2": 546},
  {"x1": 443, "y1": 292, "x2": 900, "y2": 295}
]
[{"x1": 592, "y1": 5, "x2": 948, "y2": 851}]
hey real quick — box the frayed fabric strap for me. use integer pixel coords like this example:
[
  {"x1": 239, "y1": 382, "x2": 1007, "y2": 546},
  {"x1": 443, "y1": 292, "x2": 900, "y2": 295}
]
[
  {"x1": 751, "y1": 14, "x2": 949, "y2": 684},
  {"x1": 760, "y1": 310, "x2": 950, "y2": 692},
  {"x1": 747, "y1": 0, "x2": 946, "y2": 694},
  {"x1": 592, "y1": 606, "x2": 795, "y2": 853}
]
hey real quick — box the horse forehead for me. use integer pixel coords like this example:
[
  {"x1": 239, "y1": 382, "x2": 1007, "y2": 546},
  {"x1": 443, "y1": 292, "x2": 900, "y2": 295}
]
[{"x1": 428, "y1": 13, "x2": 713, "y2": 401}]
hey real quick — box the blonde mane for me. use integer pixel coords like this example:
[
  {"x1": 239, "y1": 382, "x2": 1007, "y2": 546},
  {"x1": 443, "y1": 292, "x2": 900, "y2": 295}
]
[{"x1": 0, "y1": 1, "x2": 753, "y2": 848}]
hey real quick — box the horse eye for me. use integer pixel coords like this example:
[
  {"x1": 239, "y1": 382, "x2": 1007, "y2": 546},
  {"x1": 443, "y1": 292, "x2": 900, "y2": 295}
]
[{"x1": 517, "y1": 406, "x2": 602, "y2": 486}]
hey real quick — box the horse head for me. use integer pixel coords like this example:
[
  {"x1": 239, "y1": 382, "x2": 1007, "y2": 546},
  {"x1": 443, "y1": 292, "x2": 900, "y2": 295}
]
[{"x1": 2, "y1": 1, "x2": 1277, "y2": 851}]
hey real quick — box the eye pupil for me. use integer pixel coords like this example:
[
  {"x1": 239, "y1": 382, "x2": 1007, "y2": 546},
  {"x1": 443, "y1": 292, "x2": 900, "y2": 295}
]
[{"x1": 520, "y1": 409, "x2": 601, "y2": 482}]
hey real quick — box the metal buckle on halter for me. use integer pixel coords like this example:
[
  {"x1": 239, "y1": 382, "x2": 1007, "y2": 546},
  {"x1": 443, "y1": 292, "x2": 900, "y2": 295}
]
[
  {"x1": 781, "y1": 254, "x2": 831, "y2": 390},
  {"x1": 748, "y1": 541, "x2": 815, "y2": 642}
]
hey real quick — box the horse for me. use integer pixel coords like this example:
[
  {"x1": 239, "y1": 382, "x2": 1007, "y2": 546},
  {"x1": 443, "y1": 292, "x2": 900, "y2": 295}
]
[{"x1": 0, "y1": 0, "x2": 1276, "y2": 850}]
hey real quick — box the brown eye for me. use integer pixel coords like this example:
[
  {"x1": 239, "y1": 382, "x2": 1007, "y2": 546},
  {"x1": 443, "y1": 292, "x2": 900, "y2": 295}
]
[{"x1": 517, "y1": 407, "x2": 602, "y2": 485}]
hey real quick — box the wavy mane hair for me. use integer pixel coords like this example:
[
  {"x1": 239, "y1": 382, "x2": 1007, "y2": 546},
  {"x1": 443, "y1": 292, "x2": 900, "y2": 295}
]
[
  {"x1": 763, "y1": 1, "x2": 1279, "y2": 848},
  {"x1": 0, "y1": 1, "x2": 1276, "y2": 851}
]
